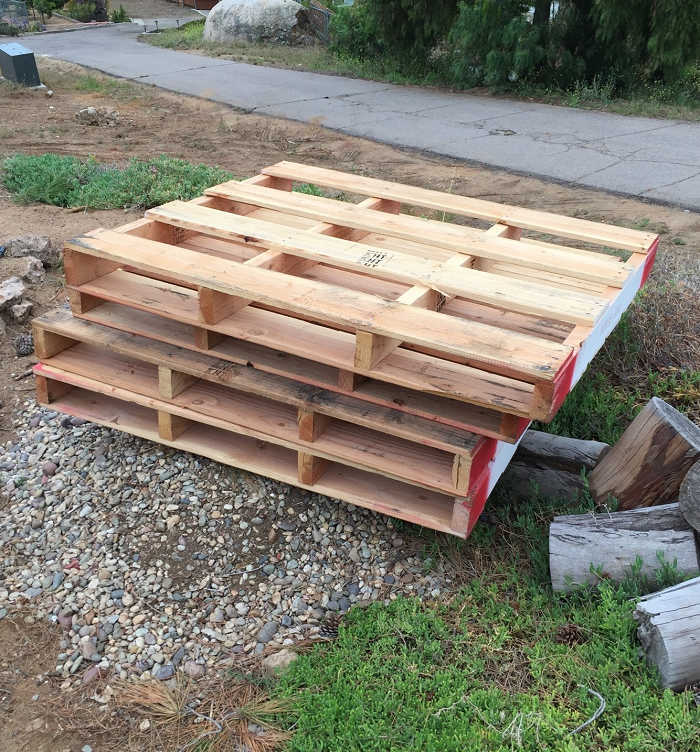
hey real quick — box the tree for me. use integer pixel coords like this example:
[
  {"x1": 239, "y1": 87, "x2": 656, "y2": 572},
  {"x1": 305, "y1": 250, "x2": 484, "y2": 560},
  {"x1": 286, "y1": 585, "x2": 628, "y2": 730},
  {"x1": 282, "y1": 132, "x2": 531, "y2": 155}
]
[{"x1": 593, "y1": 0, "x2": 700, "y2": 81}]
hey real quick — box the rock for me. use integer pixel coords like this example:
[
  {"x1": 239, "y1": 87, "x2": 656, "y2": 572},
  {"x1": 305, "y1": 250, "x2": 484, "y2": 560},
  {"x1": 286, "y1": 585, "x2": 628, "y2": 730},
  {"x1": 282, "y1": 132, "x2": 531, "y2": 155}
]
[
  {"x1": 42, "y1": 461, "x2": 57, "y2": 476},
  {"x1": 122, "y1": 593, "x2": 134, "y2": 607},
  {"x1": 155, "y1": 663, "x2": 175, "y2": 680},
  {"x1": 76, "y1": 106, "x2": 119, "y2": 127},
  {"x1": 0, "y1": 277, "x2": 25, "y2": 311},
  {"x1": 10, "y1": 301, "x2": 32, "y2": 323},
  {"x1": 82, "y1": 665, "x2": 101, "y2": 686},
  {"x1": 204, "y1": 0, "x2": 316, "y2": 46},
  {"x1": 262, "y1": 648, "x2": 298, "y2": 674},
  {"x1": 0, "y1": 318, "x2": 5, "y2": 340},
  {"x1": 349, "y1": 547, "x2": 360, "y2": 563},
  {"x1": 256, "y1": 621, "x2": 279, "y2": 643},
  {"x1": 80, "y1": 638, "x2": 98, "y2": 660},
  {"x1": 4, "y1": 235, "x2": 57, "y2": 266},
  {"x1": 172, "y1": 647, "x2": 186, "y2": 666},
  {"x1": 183, "y1": 660, "x2": 205, "y2": 678},
  {"x1": 0, "y1": 256, "x2": 45, "y2": 284}
]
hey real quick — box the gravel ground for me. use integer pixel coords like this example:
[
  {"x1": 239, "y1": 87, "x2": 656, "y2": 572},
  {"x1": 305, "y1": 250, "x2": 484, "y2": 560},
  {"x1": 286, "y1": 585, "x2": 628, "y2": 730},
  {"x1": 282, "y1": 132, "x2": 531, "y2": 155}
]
[{"x1": 0, "y1": 399, "x2": 449, "y2": 686}]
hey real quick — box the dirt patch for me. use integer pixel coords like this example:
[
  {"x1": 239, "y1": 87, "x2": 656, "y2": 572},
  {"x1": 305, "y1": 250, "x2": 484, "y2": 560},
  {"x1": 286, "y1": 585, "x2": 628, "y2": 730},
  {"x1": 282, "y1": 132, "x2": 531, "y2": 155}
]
[{"x1": 0, "y1": 57, "x2": 699, "y2": 752}]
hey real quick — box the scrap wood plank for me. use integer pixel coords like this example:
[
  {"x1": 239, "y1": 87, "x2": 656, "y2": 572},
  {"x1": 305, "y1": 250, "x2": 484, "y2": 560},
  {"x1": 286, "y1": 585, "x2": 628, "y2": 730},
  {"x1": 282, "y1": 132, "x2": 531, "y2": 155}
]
[
  {"x1": 72, "y1": 298, "x2": 526, "y2": 439},
  {"x1": 34, "y1": 361, "x2": 464, "y2": 495},
  {"x1": 67, "y1": 267, "x2": 543, "y2": 419},
  {"x1": 205, "y1": 181, "x2": 635, "y2": 287},
  {"x1": 32, "y1": 308, "x2": 487, "y2": 459},
  {"x1": 262, "y1": 162, "x2": 659, "y2": 254},
  {"x1": 64, "y1": 229, "x2": 575, "y2": 385},
  {"x1": 146, "y1": 200, "x2": 609, "y2": 326},
  {"x1": 33, "y1": 383, "x2": 470, "y2": 537}
]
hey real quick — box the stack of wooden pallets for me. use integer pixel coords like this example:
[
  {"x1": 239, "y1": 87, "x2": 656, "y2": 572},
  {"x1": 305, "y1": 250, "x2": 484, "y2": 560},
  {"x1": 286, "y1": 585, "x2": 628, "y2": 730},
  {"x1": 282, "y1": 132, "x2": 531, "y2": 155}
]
[{"x1": 31, "y1": 162, "x2": 658, "y2": 537}]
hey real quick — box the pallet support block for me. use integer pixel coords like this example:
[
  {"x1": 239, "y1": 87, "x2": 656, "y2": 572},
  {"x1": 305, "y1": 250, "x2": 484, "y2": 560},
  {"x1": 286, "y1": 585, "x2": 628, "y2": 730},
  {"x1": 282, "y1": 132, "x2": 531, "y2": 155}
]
[
  {"x1": 32, "y1": 327, "x2": 79, "y2": 359},
  {"x1": 193, "y1": 326, "x2": 227, "y2": 351},
  {"x1": 35, "y1": 374, "x2": 74, "y2": 405},
  {"x1": 199, "y1": 287, "x2": 252, "y2": 325},
  {"x1": 158, "y1": 366, "x2": 199, "y2": 400},
  {"x1": 297, "y1": 409, "x2": 334, "y2": 442},
  {"x1": 158, "y1": 411, "x2": 193, "y2": 441},
  {"x1": 298, "y1": 451, "x2": 332, "y2": 485}
]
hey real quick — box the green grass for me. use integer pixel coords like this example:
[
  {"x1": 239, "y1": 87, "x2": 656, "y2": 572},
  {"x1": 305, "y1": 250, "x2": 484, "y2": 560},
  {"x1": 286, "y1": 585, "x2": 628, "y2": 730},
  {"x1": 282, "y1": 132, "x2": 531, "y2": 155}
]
[
  {"x1": 1, "y1": 153, "x2": 233, "y2": 210},
  {"x1": 268, "y1": 484, "x2": 700, "y2": 751},
  {"x1": 141, "y1": 22, "x2": 700, "y2": 121}
]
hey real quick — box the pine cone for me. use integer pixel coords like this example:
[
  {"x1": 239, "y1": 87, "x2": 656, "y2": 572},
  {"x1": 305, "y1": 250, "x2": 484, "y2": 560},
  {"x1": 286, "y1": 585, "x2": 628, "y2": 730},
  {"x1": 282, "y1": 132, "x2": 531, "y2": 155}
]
[
  {"x1": 14, "y1": 333, "x2": 34, "y2": 357},
  {"x1": 556, "y1": 624, "x2": 585, "y2": 646},
  {"x1": 318, "y1": 612, "x2": 343, "y2": 640}
]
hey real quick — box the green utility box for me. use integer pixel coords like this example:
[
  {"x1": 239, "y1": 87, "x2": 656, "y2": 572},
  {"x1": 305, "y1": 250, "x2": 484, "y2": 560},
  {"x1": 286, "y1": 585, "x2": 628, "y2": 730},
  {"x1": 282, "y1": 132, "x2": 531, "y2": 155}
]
[{"x1": 0, "y1": 42, "x2": 41, "y2": 87}]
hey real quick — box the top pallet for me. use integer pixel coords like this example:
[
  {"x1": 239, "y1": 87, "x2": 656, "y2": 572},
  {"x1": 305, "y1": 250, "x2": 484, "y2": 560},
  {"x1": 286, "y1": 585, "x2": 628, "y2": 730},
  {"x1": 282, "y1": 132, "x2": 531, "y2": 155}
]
[{"x1": 63, "y1": 161, "x2": 658, "y2": 423}]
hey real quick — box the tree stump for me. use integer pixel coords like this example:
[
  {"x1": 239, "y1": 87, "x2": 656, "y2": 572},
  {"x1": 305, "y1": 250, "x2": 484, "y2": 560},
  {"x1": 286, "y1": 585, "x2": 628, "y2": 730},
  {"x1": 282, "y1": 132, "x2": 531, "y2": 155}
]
[
  {"x1": 588, "y1": 398, "x2": 700, "y2": 511},
  {"x1": 679, "y1": 460, "x2": 700, "y2": 534},
  {"x1": 634, "y1": 576, "x2": 700, "y2": 690},
  {"x1": 549, "y1": 503, "x2": 700, "y2": 592}
]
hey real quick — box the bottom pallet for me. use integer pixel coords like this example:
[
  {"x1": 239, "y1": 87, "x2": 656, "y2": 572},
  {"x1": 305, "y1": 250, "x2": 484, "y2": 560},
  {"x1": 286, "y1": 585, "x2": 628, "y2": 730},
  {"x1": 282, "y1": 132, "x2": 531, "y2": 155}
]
[{"x1": 35, "y1": 375, "x2": 493, "y2": 538}]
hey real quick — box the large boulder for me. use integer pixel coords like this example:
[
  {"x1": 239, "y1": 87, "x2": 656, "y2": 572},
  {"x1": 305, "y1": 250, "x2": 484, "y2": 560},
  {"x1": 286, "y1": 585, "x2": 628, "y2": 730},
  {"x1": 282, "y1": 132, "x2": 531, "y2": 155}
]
[{"x1": 204, "y1": 0, "x2": 315, "y2": 46}]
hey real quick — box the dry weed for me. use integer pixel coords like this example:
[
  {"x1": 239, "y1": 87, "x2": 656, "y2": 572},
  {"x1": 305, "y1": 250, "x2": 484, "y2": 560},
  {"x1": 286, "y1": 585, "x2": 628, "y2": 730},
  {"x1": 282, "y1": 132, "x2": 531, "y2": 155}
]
[{"x1": 117, "y1": 675, "x2": 293, "y2": 752}]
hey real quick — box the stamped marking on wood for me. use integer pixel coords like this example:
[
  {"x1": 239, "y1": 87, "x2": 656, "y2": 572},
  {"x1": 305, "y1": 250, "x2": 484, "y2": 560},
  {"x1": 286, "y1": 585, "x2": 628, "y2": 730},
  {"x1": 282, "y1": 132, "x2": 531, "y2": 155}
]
[
  {"x1": 205, "y1": 359, "x2": 238, "y2": 383},
  {"x1": 357, "y1": 249, "x2": 392, "y2": 268}
]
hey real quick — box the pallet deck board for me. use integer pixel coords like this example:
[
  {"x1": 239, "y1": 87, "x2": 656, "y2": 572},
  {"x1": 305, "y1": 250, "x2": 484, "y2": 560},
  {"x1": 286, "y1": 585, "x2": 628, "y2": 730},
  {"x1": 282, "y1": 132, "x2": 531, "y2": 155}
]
[
  {"x1": 145, "y1": 200, "x2": 610, "y2": 326},
  {"x1": 262, "y1": 161, "x2": 659, "y2": 254},
  {"x1": 205, "y1": 181, "x2": 635, "y2": 287}
]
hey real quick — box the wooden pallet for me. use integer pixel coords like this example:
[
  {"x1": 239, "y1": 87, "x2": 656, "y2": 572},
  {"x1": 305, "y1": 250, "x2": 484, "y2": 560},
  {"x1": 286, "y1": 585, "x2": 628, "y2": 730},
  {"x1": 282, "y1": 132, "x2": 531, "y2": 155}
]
[
  {"x1": 40, "y1": 162, "x2": 657, "y2": 537},
  {"x1": 33, "y1": 309, "x2": 503, "y2": 497},
  {"x1": 62, "y1": 163, "x2": 657, "y2": 422}
]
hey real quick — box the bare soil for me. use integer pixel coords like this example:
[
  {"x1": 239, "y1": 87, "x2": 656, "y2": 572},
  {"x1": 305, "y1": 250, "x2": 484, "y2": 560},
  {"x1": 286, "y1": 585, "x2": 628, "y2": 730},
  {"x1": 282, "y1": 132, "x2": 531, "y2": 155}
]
[{"x1": 0, "y1": 57, "x2": 699, "y2": 751}]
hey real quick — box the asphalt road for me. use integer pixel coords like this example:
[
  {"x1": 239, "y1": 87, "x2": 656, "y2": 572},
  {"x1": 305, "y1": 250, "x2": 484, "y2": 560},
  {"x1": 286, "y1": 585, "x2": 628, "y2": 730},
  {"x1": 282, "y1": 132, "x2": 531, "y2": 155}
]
[{"x1": 24, "y1": 23, "x2": 700, "y2": 210}]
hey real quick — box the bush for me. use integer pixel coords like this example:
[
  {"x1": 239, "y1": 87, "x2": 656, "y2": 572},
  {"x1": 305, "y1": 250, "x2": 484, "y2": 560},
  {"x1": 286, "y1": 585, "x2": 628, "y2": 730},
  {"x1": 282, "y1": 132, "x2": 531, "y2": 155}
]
[
  {"x1": 1, "y1": 154, "x2": 233, "y2": 210},
  {"x1": 0, "y1": 22, "x2": 20, "y2": 36},
  {"x1": 110, "y1": 4, "x2": 131, "y2": 23}
]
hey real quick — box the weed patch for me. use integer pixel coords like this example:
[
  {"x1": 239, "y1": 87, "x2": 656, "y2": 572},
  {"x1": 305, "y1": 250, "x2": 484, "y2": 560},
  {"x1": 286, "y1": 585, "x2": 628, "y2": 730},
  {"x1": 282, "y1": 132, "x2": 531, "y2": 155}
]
[{"x1": 1, "y1": 153, "x2": 233, "y2": 210}]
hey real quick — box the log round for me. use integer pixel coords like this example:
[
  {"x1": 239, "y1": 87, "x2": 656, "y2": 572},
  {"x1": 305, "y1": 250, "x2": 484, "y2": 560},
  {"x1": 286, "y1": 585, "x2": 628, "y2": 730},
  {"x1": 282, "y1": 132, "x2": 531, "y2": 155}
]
[
  {"x1": 634, "y1": 576, "x2": 700, "y2": 690},
  {"x1": 588, "y1": 397, "x2": 700, "y2": 511},
  {"x1": 679, "y1": 460, "x2": 700, "y2": 534},
  {"x1": 549, "y1": 503, "x2": 700, "y2": 592},
  {"x1": 502, "y1": 430, "x2": 610, "y2": 501}
]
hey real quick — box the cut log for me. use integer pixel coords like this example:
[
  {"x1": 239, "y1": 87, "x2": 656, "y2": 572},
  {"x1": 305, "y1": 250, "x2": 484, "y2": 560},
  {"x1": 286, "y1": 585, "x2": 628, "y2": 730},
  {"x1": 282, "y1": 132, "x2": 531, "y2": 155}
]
[
  {"x1": 634, "y1": 576, "x2": 700, "y2": 690},
  {"x1": 502, "y1": 430, "x2": 610, "y2": 500},
  {"x1": 588, "y1": 398, "x2": 700, "y2": 511},
  {"x1": 679, "y1": 460, "x2": 700, "y2": 534},
  {"x1": 549, "y1": 503, "x2": 700, "y2": 592},
  {"x1": 516, "y1": 430, "x2": 610, "y2": 473}
]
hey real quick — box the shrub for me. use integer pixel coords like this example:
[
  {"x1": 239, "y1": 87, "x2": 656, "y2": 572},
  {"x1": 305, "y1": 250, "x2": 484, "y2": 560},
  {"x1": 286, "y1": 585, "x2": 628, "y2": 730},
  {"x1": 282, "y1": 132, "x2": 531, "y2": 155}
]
[
  {"x1": 0, "y1": 22, "x2": 20, "y2": 36},
  {"x1": 110, "y1": 4, "x2": 131, "y2": 23}
]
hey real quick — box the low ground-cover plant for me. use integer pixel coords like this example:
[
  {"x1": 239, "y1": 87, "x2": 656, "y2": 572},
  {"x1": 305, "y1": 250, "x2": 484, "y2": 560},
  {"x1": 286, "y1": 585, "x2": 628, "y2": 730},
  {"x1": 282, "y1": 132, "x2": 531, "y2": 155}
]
[
  {"x1": 1, "y1": 153, "x2": 233, "y2": 210},
  {"x1": 272, "y1": 483, "x2": 700, "y2": 751}
]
